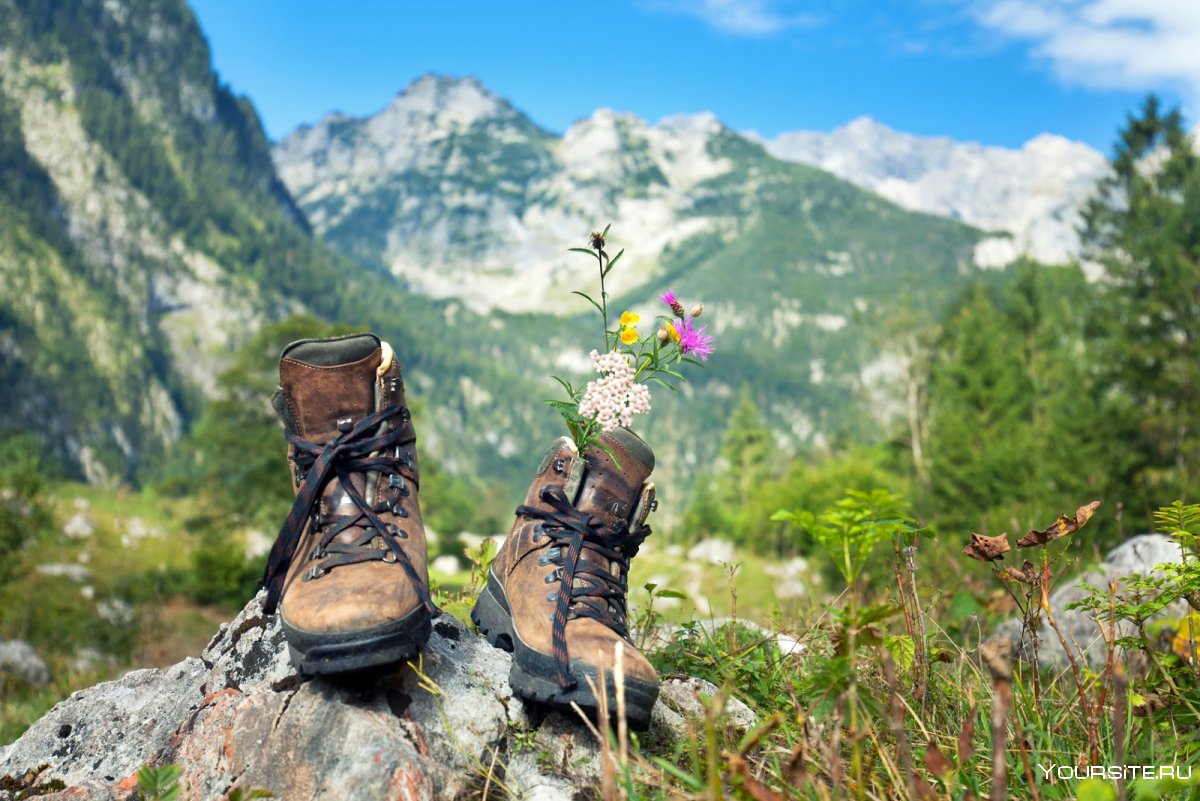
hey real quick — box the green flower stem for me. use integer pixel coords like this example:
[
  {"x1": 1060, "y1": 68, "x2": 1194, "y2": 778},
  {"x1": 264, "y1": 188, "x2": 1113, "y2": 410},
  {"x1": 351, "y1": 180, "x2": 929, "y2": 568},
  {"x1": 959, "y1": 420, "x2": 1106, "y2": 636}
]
[{"x1": 596, "y1": 247, "x2": 609, "y2": 351}]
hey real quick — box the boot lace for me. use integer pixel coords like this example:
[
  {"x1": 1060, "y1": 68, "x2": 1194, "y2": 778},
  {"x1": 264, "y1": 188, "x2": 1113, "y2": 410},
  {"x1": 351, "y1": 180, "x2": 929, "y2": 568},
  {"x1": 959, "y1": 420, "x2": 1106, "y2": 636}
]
[
  {"x1": 261, "y1": 404, "x2": 435, "y2": 617},
  {"x1": 516, "y1": 484, "x2": 651, "y2": 689}
]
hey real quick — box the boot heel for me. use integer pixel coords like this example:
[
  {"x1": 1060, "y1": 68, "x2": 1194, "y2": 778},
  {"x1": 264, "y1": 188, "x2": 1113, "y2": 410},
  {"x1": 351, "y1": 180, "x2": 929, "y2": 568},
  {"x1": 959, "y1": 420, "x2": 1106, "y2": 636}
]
[{"x1": 471, "y1": 571, "x2": 515, "y2": 652}]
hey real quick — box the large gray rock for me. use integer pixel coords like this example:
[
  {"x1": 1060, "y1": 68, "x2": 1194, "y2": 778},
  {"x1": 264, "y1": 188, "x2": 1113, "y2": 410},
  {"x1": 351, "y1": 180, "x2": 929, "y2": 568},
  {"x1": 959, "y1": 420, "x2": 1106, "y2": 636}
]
[
  {"x1": 0, "y1": 641, "x2": 50, "y2": 687},
  {"x1": 0, "y1": 592, "x2": 744, "y2": 800},
  {"x1": 993, "y1": 534, "x2": 1186, "y2": 669}
]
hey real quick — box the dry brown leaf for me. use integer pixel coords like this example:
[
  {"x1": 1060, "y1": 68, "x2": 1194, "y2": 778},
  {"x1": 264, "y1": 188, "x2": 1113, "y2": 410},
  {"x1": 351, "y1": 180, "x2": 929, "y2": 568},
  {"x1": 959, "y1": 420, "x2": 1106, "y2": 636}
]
[
  {"x1": 923, "y1": 741, "x2": 954, "y2": 780},
  {"x1": 957, "y1": 706, "x2": 976, "y2": 765},
  {"x1": 1016, "y1": 500, "x2": 1102, "y2": 547},
  {"x1": 998, "y1": 559, "x2": 1041, "y2": 585},
  {"x1": 979, "y1": 638, "x2": 1013, "y2": 681},
  {"x1": 722, "y1": 751, "x2": 784, "y2": 801},
  {"x1": 783, "y1": 739, "x2": 808, "y2": 786},
  {"x1": 963, "y1": 532, "x2": 1011, "y2": 562},
  {"x1": 913, "y1": 774, "x2": 939, "y2": 801}
]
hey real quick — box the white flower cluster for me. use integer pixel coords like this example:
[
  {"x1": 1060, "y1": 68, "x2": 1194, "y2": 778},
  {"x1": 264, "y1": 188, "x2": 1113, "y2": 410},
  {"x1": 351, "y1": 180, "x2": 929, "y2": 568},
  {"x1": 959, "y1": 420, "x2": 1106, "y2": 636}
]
[{"x1": 578, "y1": 350, "x2": 651, "y2": 432}]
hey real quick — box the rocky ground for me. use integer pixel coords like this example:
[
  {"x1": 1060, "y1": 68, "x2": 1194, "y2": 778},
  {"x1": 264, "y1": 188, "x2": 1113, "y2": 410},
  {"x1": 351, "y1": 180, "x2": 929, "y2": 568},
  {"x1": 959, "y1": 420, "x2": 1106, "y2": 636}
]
[{"x1": 0, "y1": 594, "x2": 755, "y2": 801}]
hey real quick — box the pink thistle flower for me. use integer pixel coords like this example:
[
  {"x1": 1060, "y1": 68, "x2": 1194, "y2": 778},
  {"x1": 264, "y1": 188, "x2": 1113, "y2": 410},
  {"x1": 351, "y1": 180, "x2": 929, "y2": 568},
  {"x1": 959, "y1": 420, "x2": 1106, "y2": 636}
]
[
  {"x1": 677, "y1": 317, "x2": 715, "y2": 361},
  {"x1": 660, "y1": 288, "x2": 685, "y2": 318}
]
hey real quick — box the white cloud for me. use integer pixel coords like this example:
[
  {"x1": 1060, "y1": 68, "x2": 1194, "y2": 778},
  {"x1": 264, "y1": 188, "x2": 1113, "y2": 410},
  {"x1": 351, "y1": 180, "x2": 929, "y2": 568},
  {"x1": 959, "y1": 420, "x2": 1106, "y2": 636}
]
[
  {"x1": 644, "y1": 0, "x2": 824, "y2": 36},
  {"x1": 974, "y1": 1, "x2": 1200, "y2": 105}
]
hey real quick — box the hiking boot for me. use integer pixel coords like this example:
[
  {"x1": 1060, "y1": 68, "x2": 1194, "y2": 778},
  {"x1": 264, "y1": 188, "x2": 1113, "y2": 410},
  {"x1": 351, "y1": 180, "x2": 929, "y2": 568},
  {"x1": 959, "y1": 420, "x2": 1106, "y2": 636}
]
[
  {"x1": 472, "y1": 428, "x2": 660, "y2": 728},
  {"x1": 261, "y1": 333, "x2": 435, "y2": 674}
]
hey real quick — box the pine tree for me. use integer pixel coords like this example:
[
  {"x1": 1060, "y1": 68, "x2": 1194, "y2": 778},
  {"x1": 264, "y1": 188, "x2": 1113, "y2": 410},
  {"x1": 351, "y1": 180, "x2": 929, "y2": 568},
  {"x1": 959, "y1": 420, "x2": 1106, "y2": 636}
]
[
  {"x1": 681, "y1": 387, "x2": 777, "y2": 546},
  {"x1": 925, "y1": 282, "x2": 1031, "y2": 534},
  {"x1": 1081, "y1": 95, "x2": 1200, "y2": 505}
]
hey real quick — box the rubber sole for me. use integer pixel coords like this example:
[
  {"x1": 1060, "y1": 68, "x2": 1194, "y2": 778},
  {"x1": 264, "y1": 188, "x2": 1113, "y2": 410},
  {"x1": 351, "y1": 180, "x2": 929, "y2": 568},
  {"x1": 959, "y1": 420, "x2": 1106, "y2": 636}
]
[
  {"x1": 471, "y1": 571, "x2": 658, "y2": 730},
  {"x1": 281, "y1": 605, "x2": 432, "y2": 675}
]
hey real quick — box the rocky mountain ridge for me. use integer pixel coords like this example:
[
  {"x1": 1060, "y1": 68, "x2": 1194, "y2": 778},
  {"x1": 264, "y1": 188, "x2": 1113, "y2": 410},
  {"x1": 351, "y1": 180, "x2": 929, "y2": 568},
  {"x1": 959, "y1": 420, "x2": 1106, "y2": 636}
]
[
  {"x1": 274, "y1": 75, "x2": 751, "y2": 314},
  {"x1": 275, "y1": 76, "x2": 1112, "y2": 315},
  {"x1": 756, "y1": 116, "x2": 1109, "y2": 266}
]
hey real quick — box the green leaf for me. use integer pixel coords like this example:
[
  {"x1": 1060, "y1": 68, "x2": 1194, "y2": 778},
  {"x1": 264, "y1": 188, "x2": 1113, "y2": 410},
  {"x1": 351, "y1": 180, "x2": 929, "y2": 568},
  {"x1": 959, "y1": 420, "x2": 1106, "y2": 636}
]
[
  {"x1": 650, "y1": 758, "x2": 706, "y2": 792},
  {"x1": 602, "y1": 248, "x2": 624, "y2": 277},
  {"x1": 551, "y1": 376, "x2": 577, "y2": 397},
  {"x1": 856, "y1": 602, "x2": 902, "y2": 627},
  {"x1": 1076, "y1": 778, "x2": 1116, "y2": 801},
  {"x1": 568, "y1": 247, "x2": 597, "y2": 255},
  {"x1": 655, "y1": 589, "x2": 688, "y2": 599},
  {"x1": 137, "y1": 764, "x2": 182, "y2": 801},
  {"x1": 571, "y1": 290, "x2": 604, "y2": 315},
  {"x1": 229, "y1": 790, "x2": 275, "y2": 801},
  {"x1": 770, "y1": 510, "x2": 796, "y2": 523},
  {"x1": 882, "y1": 634, "x2": 916, "y2": 673}
]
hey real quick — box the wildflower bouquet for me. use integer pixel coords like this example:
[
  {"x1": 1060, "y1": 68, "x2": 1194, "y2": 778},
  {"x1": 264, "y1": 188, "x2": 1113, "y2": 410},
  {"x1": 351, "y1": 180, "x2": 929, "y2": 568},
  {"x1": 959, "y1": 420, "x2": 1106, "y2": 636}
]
[{"x1": 548, "y1": 225, "x2": 715, "y2": 454}]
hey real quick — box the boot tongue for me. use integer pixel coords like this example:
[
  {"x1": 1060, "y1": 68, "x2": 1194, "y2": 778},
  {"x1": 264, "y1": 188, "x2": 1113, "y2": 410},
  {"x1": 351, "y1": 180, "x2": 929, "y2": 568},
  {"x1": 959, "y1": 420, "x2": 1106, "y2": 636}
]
[
  {"x1": 574, "y1": 427, "x2": 654, "y2": 527},
  {"x1": 277, "y1": 334, "x2": 383, "y2": 443}
]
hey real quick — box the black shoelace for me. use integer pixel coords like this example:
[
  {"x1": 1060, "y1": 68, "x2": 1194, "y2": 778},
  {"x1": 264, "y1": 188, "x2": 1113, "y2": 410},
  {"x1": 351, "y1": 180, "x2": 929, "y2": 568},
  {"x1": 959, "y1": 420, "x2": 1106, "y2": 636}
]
[
  {"x1": 261, "y1": 404, "x2": 435, "y2": 617},
  {"x1": 516, "y1": 485, "x2": 651, "y2": 689}
]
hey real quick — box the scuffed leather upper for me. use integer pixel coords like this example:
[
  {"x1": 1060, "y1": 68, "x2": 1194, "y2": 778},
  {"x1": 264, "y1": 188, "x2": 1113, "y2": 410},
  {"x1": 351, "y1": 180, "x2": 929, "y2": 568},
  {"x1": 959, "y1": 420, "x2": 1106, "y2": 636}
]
[
  {"x1": 274, "y1": 340, "x2": 427, "y2": 635},
  {"x1": 492, "y1": 432, "x2": 659, "y2": 685}
]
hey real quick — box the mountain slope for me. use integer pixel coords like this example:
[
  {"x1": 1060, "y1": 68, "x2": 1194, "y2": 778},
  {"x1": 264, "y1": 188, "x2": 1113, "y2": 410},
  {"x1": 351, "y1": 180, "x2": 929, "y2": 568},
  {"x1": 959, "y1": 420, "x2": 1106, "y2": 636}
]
[
  {"x1": 755, "y1": 117, "x2": 1108, "y2": 266},
  {"x1": 0, "y1": 1, "x2": 543, "y2": 491}
]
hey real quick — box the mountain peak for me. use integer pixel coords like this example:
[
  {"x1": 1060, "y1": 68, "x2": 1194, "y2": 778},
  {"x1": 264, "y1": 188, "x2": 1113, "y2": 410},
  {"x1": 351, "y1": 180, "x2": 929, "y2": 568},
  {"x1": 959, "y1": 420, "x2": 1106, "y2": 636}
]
[
  {"x1": 385, "y1": 73, "x2": 505, "y2": 128},
  {"x1": 842, "y1": 115, "x2": 890, "y2": 135},
  {"x1": 656, "y1": 111, "x2": 724, "y2": 134},
  {"x1": 761, "y1": 118, "x2": 1106, "y2": 264}
]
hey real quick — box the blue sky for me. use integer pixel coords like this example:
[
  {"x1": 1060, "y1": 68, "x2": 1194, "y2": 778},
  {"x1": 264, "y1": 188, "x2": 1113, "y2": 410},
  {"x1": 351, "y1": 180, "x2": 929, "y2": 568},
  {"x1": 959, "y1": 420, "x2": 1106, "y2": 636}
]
[{"x1": 188, "y1": 0, "x2": 1198, "y2": 152}]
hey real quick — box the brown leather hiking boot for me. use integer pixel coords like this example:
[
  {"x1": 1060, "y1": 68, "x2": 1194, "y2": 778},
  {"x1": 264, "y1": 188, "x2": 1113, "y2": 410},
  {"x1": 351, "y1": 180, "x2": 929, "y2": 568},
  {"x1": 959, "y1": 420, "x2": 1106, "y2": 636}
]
[
  {"x1": 472, "y1": 428, "x2": 660, "y2": 728},
  {"x1": 261, "y1": 333, "x2": 435, "y2": 674}
]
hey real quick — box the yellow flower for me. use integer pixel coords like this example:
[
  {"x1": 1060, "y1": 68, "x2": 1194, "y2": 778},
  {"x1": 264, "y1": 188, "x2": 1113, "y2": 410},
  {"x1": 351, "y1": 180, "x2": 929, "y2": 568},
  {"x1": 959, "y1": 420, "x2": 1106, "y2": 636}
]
[
  {"x1": 1173, "y1": 614, "x2": 1200, "y2": 660},
  {"x1": 619, "y1": 310, "x2": 640, "y2": 328},
  {"x1": 665, "y1": 323, "x2": 681, "y2": 342},
  {"x1": 620, "y1": 327, "x2": 639, "y2": 345}
]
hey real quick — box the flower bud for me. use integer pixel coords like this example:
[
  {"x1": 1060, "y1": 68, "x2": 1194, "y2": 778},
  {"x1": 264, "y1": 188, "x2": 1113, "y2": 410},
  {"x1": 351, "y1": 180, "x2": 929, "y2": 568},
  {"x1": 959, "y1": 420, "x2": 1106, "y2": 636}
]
[
  {"x1": 657, "y1": 325, "x2": 671, "y2": 342},
  {"x1": 690, "y1": 303, "x2": 704, "y2": 318},
  {"x1": 669, "y1": 299, "x2": 686, "y2": 318}
]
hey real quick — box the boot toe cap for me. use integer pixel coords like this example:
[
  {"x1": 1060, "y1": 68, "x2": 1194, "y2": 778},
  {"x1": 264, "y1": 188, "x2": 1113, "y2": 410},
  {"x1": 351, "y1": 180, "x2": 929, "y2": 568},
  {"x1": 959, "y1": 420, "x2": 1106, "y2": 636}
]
[{"x1": 279, "y1": 564, "x2": 423, "y2": 636}]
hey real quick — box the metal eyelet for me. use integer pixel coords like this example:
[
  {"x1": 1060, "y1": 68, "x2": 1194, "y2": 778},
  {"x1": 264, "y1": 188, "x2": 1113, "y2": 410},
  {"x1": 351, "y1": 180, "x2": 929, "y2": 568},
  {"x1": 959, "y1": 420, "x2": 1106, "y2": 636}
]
[
  {"x1": 302, "y1": 566, "x2": 325, "y2": 582},
  {"x1": 553, "y1": 458, "x2": 565, "y2": 474},
  {"x1": 649, "y1": 499, "x2": 659, "y2": 512},
  {"x1": 532, "y1": 523, "x2": 546, "y2": 542},
  {"x1": 390, "y1": 502, "x2": 407, "y2": 517},
  {"x1": 544, "y1": 568, "x2": 561, "y2": 584},
  {"x1": 391, "y1": 526, "x2": 409, "y2": 540},
  {"x1": 547, "y1": 592, "x2": 558, "y2": 602},
  {"x1": 538, "y1": 554, "x2": 551, "y2": 566},
  {"x1": 389, "y1": 474, "x2": 405, "y2": 489},
  {"x1": 382, "y1": 550, "x2": 398, "y2": 563},
  {"x1": 309, "y1": 545, "x2": 326, "y2": 561}
]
